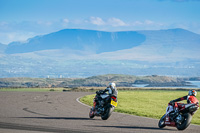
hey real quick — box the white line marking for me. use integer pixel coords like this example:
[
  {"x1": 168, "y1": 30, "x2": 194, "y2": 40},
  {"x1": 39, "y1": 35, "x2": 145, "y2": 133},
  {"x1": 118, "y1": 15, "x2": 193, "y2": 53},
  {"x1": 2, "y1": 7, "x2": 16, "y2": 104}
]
[{"x1": 76, "y1": 96, "x2": 91, "y2": 108}]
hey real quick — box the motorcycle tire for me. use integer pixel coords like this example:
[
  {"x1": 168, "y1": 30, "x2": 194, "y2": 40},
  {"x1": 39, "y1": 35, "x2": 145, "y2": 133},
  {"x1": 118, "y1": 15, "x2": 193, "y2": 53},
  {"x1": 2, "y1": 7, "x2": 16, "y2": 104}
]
[
  {"x1": 101, "y1": 105, "x2": 113, "y2": 120},
  {"x1": 176, "y1": 113, "x2": 192, "y2": 130},
  {"x1": 158, "y1": 114, "x2": 166, "y2": 128},
  {"x1": 89, "y1": 109, "x2": 95, "y2": 119}
]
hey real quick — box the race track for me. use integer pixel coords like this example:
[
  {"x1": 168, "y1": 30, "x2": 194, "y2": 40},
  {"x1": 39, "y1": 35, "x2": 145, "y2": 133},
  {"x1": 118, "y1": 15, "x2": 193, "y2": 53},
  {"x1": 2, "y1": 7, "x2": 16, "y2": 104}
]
[{"x1": 0, "y1": 91, "x2": 200, "y2": 133}]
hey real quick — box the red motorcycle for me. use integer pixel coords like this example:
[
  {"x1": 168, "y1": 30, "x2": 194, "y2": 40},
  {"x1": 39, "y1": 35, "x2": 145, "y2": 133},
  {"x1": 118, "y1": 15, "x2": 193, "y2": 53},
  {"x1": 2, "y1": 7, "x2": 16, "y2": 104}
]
[
  {"x1": 89, "y1": 90, "x2": 118, "y2": 120},
  {"x1": 158, "y1": 102, "x2": 199, "y2": 130}
]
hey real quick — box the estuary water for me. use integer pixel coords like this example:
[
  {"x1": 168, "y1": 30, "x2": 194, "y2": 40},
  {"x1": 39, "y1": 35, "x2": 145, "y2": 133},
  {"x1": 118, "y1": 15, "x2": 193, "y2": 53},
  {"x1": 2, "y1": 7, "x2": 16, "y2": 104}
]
[
  {"x1": 132, "y1": 81, "x2": 200, "y2": 88},
  {"x1": 187, "y1": 81, "x2": 200, "y2": 88}
]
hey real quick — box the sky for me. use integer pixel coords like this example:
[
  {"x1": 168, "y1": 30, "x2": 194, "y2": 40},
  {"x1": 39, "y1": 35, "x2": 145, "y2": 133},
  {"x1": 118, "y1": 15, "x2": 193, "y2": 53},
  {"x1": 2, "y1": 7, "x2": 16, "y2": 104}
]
[{"x1": 0, "y1": 0, "x2": 200, "y2": 44}]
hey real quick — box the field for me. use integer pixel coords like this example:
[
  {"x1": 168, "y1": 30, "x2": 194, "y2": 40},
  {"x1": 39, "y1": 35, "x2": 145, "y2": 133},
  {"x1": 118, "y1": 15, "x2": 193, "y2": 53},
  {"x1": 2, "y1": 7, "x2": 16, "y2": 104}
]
[{"x1": 80, "y1": 90, "x2": 200, "y2": 125}]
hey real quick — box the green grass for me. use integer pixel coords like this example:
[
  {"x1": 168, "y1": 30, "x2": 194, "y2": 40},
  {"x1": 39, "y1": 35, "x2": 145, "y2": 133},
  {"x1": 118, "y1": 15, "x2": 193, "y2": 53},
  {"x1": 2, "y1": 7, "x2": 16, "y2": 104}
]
[{"x1": 80, "y1": 90, "x2": 200, "y2": 125}]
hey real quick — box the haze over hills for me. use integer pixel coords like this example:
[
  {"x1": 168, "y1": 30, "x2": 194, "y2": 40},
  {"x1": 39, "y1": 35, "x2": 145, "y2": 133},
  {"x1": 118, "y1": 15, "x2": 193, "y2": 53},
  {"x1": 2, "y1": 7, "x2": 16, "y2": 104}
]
[
  {"x1": 0, "y1": 28, "x2": 200, "y2": 78},
  {"x1": 0, "y1": 43, "x2": 6, "y2": 54}
]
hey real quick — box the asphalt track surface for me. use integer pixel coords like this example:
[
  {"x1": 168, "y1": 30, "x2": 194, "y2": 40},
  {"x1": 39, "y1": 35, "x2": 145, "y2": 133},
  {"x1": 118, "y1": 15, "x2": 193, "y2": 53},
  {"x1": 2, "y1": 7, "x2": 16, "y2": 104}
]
[{"x1": 0, "y1": 92, "x2": 200, "y2": 133}]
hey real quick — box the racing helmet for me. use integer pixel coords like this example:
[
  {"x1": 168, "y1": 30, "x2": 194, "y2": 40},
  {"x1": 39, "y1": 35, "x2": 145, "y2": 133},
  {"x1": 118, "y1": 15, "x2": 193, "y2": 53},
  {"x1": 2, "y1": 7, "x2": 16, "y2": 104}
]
[
  {"x1": 188, "y1": 90, "x2": 197, "y2": 97},
  {"x1": 108, "y1": 82, "x2": 116, "y2": 90}
]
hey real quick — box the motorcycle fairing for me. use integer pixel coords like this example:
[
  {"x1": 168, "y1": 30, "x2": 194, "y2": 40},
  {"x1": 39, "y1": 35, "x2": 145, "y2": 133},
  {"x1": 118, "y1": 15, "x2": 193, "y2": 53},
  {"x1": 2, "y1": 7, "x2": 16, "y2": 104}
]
[
  {"x1": 164, "y1": 114, "x2": 176, "y2": 127},
  {"x1": 100, "y1": 93, "x2": 109, "y2": 99}
]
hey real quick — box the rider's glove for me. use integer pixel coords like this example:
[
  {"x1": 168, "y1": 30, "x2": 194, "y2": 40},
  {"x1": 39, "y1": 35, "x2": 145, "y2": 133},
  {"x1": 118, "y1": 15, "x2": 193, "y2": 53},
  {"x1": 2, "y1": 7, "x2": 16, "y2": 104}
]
[
  {"x1": 100, "y1": 90, "x2": 104, "y2": 94},
  {"x1": 96, "y1": 91, "x2": 100, "y2": 95}
]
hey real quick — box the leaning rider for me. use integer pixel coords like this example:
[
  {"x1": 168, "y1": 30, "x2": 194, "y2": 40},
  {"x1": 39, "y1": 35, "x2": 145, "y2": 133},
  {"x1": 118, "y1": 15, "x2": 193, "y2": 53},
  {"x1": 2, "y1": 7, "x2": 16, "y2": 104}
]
[
  {"x1": 92, "y1": 82, "x2": 118, "y2": 111},
  {"x1": 169, "y1": 90, "x2": 199, "y2": 117}
]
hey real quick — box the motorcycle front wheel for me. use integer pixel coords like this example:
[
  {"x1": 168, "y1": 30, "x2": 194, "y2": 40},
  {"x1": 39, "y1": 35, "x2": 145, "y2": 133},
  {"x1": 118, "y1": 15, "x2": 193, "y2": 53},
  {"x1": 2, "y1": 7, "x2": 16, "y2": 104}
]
[
  {"x1": 101, "y1": 105, "x2": 114, "y2": 120},
  {"x1": 158, "y1": 114, "x2": 166, "y2": 128},
  {"x1": 176, "y1": 113, "x2": 192, "y2": 130},
  {"x1": 89, "y1": 109, "x2": 95, "y2": 118}
]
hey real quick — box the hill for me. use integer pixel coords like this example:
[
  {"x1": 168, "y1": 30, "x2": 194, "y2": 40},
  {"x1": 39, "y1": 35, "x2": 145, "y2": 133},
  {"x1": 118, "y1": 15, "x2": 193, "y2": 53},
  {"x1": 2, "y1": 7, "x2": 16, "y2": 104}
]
[
  {"x1": 0, "y1": 74, "x2": 194, "y2": 88},
  {"x1": 4, "y1": 28, "x2": 200, "y2": 62},
  {"x1": 96, "y1": 28, "x2": 200, "y2": 61},
  {"x1": 5, "y1": 29, "x2": 145, "y2": 54}
]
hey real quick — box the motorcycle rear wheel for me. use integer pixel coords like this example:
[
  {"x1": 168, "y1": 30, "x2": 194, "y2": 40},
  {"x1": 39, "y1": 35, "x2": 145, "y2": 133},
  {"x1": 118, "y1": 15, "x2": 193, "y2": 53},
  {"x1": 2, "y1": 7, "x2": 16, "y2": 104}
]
[
  {"x1": 158, "y1": 114, "x2": 166, "y2": 128},
  {"x1": 176, "y1": 113, "x2": 192, "y2": 130}
]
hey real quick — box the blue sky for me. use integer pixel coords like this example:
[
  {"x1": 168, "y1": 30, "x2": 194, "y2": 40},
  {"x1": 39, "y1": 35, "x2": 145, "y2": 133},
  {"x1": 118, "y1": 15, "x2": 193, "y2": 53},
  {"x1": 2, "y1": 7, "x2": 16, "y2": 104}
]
[{"x1": 0, "y1": 0, "x2": 200, "y2": 44}]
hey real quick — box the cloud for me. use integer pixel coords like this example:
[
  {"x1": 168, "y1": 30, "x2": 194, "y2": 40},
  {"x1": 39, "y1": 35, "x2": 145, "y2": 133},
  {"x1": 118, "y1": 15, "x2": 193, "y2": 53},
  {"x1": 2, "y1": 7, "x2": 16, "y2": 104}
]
[
  {"x1": 130, "y1": 20, "x2": 163, "y2": 27},
  {"x1": 144, "y1": 20, "x2": 154, "y2": 25},
  {"x1": 0, "y1": 32, "x2": 36, "y2": 44},
  {"x1": 62, "y1": 18, "x2": 69, "y2": 27},
  {"x1": 90, "y1": 17, "x2": 105, "y2": 25},
  {"x1": 63, "y1": 18, "x2": 69, "y2": 24},
  {"x1": 36, "y1": 21, "x2": 53, "y2": 26},
  {"x1": 0, "y1": 20, "x2": 63, "y2": 44},
  {"x1": 89, "y1": 17, "x2": 128, "y2": 27},
  {"x1": 107, "y1": 17, "x2": 127, "y2": 27},
  {"x1": 132, "y1": 21, "x2": 143, "y2": 25}
]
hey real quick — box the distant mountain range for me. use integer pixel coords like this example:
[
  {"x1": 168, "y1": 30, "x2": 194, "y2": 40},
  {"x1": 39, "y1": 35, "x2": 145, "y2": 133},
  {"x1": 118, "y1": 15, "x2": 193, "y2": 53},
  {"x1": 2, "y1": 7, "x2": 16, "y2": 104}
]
[
  {"x1": 5, "y1": 29, "x2": 146, "y2": 54},
  {"x1": 0, "y1": 28, "x2": 200, "y2": 77}
]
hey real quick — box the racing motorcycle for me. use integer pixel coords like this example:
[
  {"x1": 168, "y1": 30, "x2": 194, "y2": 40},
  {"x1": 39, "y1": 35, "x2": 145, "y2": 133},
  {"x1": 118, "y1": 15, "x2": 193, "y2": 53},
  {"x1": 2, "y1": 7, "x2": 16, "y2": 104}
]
[
  {"x1": 158, "y1": 102, "x2": 199, "y2": 130},
  {"x1": 89, "y1": 90, "x2": 117, "y2": 120}
]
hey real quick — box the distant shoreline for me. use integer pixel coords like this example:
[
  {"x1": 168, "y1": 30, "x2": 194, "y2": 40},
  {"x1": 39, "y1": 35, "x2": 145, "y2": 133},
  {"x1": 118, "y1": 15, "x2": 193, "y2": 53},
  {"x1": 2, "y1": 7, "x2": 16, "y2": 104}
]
[
  {"x1": 0, "y1": 87, "x2": 199, "y2": 92},
  {"x1": 0, "y1": 74, "x2": 199, "y2": 88}
]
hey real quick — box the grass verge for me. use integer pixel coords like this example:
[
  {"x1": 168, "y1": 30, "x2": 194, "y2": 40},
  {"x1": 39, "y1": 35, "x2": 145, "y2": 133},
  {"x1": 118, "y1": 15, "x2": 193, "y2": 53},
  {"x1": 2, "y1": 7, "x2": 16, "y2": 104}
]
[{"x1": 80, "y1": 90, "x2": 200, "y2": 125}]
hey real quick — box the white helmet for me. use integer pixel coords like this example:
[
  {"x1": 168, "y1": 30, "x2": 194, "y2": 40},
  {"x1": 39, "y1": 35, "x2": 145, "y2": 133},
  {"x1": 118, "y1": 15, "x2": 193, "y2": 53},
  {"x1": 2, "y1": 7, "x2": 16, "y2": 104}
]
[
  {"x1": 108, "y1": 82, "x2": 116, "y2": 90},
  {"x1": 188, "y1": 90, "x2": 197, "y2": 97}
]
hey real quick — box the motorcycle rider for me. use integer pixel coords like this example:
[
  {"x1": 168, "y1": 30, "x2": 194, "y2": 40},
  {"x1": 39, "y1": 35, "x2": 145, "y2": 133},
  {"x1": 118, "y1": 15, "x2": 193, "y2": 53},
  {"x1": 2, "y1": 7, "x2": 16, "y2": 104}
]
[
  {"x1": 103, "y1": 82, "x2": 118, "y2": 97},
  {"x1": 92, "y1": 82, "x2": 118, "y2": 112},
  {"x1": 168, "y1": 89, "x2": 199, "y2": 118}
]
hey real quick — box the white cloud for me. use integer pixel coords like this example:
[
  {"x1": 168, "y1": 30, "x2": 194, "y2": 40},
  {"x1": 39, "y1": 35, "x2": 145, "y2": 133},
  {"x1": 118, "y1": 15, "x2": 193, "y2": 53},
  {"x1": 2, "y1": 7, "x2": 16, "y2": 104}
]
[
  {"x1": 63, "y1": 18, "x2": 69, "y2": 23},
  {"x1": 90, "y1": 17, "x2": 105, "y2": 25},
  {"x1": 62, "y1": 18, "x2": 69, "y2": 27},
  {"x1": 36, "y1": 21, "x2": 53, "y2": 26},
  {"x1": 130, "y1": 20, "x2": 164, "y2": 28},
  {"x1": 107, "y1": 17, "x2": 127, "y2": 27},
  {"x1": 132, "y1": 21, "x2": 143, "y2": 26},
  {"x1": 144, "y1": 20, "x2": 154, "y2": 25},
  {"x1": 89, "y1": 17, "x2": 128, "y2": 27},
  {"x1": 0, "y1": 32, "x2": 36, "y2": 44}
]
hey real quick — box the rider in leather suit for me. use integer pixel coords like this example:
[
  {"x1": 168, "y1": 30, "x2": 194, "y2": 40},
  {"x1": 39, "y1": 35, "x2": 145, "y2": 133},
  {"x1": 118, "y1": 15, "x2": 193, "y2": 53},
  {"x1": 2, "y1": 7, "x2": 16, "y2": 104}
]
[
  {"x1": 168, "y1": 90, "x2": 199, "y2": 118},
  {"x1": 92, "y1": 82, "x2": 118, "y2": 111},
  {"x1": 170, "y1": 90, "x2": 198, "y2": 104}
]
